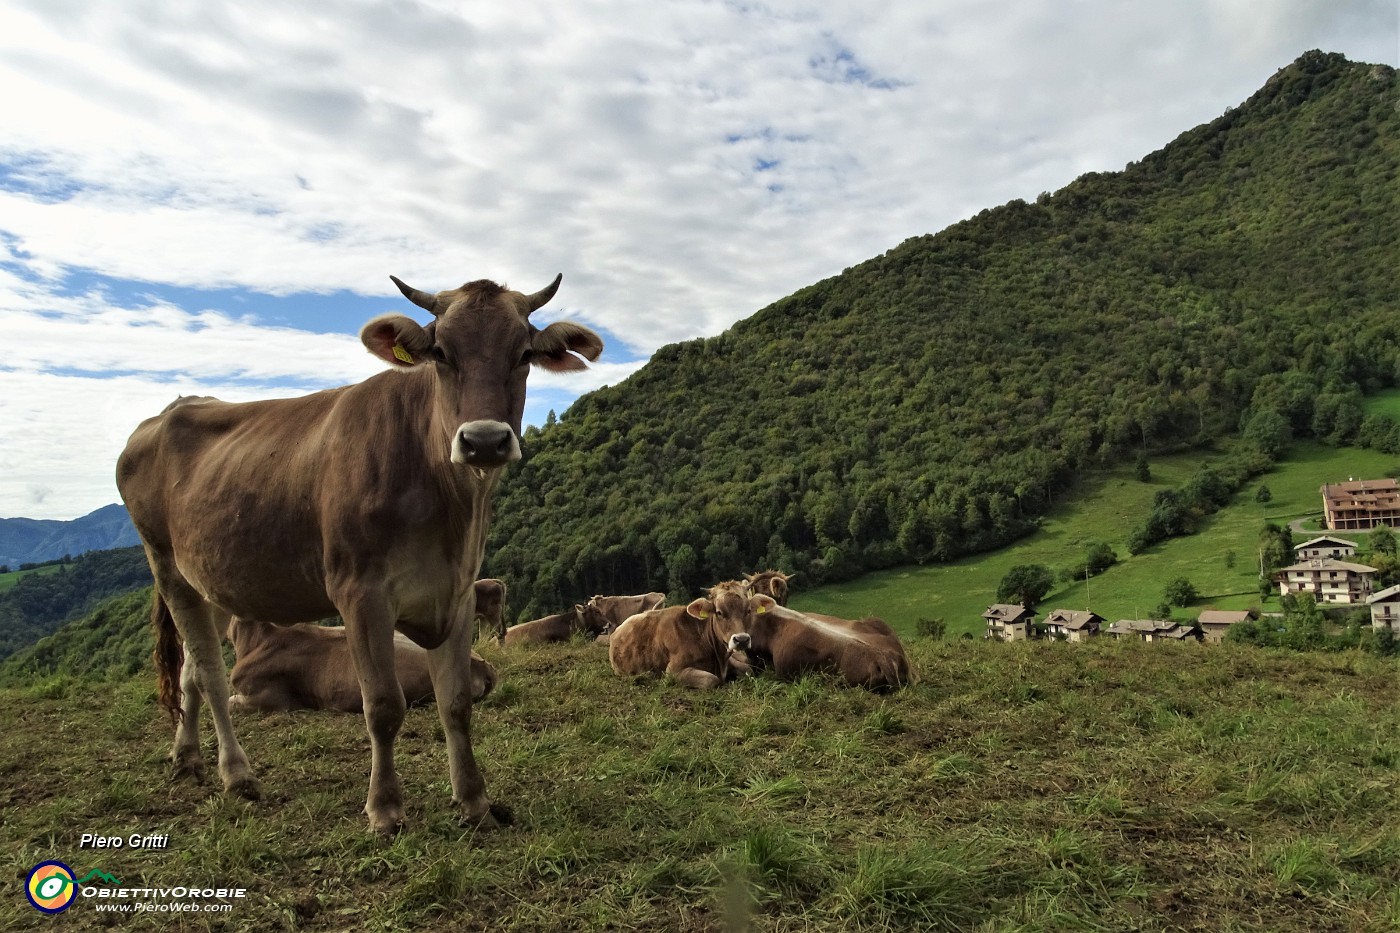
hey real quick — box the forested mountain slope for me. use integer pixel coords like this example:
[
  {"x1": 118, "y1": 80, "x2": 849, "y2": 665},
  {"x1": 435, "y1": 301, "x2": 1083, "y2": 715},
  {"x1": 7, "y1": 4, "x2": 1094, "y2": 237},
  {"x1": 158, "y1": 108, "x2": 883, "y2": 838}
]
[{"x1": 487, "y1": 52, "x2": 1400, "y2": 618}]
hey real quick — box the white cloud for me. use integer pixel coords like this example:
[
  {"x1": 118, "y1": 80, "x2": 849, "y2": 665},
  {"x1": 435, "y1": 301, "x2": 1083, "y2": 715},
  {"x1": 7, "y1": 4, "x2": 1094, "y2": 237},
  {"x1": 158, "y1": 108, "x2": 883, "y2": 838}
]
[{"x1": 0, "y1": 0, "x2": 1395, "y2": 517}]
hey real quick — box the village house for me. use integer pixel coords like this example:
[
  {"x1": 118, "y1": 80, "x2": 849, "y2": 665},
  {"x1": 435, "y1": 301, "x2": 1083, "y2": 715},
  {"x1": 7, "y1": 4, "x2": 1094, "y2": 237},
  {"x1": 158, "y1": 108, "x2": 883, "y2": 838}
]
[
  {"x1": 982, "y1": 604, "x2": 1036, "y2": 641},
  {"x1": 1367, "y1": 584, "x2": 1400, "y2": 632},
  {"x1": 1320, "y1": 478, "x2": 1400, "y2": 531},
  {"x1": 1293, "y1": 535, "x2": 1359, "y2": 561},
  {"x1": 1105, "y1": 619, "x2": 1203, "y2": 642},
  {"x1": 1196, "y1": 609, "x2": 1258, "y2": 644},
  {"x1": 1274, "y1": 557, "x2": 1376, "y2": 605},
  {"x1": 1041, "y1": 609, "x2": 1103, "y2": 642}
]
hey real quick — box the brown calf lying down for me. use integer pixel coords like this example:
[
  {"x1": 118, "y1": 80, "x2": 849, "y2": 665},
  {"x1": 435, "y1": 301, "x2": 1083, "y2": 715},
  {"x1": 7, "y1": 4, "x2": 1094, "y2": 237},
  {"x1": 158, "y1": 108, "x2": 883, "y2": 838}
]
[
  {"x1": 500, "y1": 603, "x2": 608, "y2": 647},
  {"x1": 741, "y1": 598, "x2": 913, "y2": 691},
  {"x1": 588, "y1": 592, "x2": 666, "y2": 637},
  {"x1": 227, "y1": 618, "x2": 497, "y2": 713},
  {"x1": 608, "y1": 587, "x2": 764, "y2": 690}
]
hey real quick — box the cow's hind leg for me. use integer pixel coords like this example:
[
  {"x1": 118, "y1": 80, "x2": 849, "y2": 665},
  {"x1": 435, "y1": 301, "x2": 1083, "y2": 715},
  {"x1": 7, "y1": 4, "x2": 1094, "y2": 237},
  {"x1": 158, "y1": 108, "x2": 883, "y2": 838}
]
[
  {"x1": 171, "y1": 645, "x2": 205, "y2": 781},
  {"x1": 427, "y1": 619, "x2": 505, "y2": 830},
  {"x1": 157, "y1": 575, "x2": 260, "y2": 800}
]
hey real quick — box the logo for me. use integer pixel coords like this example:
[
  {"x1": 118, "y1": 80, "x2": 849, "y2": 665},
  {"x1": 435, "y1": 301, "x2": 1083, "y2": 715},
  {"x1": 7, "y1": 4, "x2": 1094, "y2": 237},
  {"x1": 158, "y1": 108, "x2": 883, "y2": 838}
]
[{"x1": 26, "y1": 861, "x2": 77, "y2": 913}]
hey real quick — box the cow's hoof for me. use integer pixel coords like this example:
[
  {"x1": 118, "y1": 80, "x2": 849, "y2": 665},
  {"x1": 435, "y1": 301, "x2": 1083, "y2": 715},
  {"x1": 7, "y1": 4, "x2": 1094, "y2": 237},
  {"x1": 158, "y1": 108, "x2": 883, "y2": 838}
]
[
  {"x1": 460, "y1": 802, "x2": 514, "y2": 831},
  {"x1": 226, "y1": 776, "x2": 262, "y2": 801},
  {"x1": 369, "y1": 816, "x2": 404, "y2": 840},
  {"x1": 170, "y1": 754, "x2": 206, "y2": 784}
]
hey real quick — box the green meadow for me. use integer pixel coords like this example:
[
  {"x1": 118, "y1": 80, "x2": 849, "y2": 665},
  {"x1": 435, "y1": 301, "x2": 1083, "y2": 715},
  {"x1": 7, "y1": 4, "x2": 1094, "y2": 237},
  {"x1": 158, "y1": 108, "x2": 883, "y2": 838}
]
[
  {"x1": 0, "y1": 562, "x2": 61, "y2": 594},
  {"x1": 3, "y1": 639, "x2": 1397, "y2": 933},
  {"x1": 795, "y1": 442, "x2": 1399, "y2": 637},
  {"x1": 1363, "y1": 388, "x2": 1400, "y2": 421}
]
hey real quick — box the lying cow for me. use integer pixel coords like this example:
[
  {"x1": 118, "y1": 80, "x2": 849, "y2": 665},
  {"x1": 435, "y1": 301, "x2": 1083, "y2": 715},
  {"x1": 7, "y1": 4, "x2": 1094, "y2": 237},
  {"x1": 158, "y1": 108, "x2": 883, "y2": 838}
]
[
  {"x1": 743, "y1": 570, "x2": 794, "y2": 606},
  {"x1": 227, "y1": 618, "x2": 497, "y2": 713},
  {"x1": 588, "y1": 591, "x2": 666, "y2": 644},
  {"x1": 608, "y1": 586, "x2": 762, "y2": 690},
  {"x1": 501, "y1": 603, "x2": 608, "y2": 647},
  {"x1": 739, "y1": 598, "x2": 913, "y2": 691}
]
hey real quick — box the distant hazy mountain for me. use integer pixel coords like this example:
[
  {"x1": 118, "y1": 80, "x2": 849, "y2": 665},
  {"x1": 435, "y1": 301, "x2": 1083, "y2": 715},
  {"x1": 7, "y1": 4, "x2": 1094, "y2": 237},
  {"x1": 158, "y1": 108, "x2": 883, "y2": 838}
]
[{"x1": 0, "y1": 504, "x2": 141, "y2": 568}]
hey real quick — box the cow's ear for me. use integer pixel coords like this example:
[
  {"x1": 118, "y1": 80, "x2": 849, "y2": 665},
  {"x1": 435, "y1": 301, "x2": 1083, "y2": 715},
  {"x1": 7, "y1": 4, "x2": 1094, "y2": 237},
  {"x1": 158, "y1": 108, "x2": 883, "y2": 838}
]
[
  {"x1": 532, "y1": 321, "x2": 604, "y2": 372},
  {"x1": 752, "y1": 595, "x2": 777, "y2": 614},
  {"x1": 685, "y1": 598, "x2": 714, "y2": 620},
  {"x1": 361, "y1": 314, "x2": 433, "y2": 368}
]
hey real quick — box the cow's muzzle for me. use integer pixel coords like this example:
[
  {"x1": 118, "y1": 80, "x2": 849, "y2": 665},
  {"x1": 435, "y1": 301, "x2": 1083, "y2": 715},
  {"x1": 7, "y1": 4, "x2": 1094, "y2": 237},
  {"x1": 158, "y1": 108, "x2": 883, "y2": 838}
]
[
  {"x1": 728, "y1": 633, "x2": 752, "y2": 652},
  {"x1": 452, "y1": 420, "x2": 521, "y2": 468}
]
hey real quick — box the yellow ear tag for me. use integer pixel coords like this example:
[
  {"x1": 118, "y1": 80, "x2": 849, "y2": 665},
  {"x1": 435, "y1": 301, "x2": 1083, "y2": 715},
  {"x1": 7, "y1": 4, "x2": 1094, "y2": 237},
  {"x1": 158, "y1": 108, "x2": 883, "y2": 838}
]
[
  {"x1": 757, "y1": 605, "x2": 767, "y2": 614},
  {"x1": 698, "y1": 610, "x2": 709, "y2": 619},
  {"x1": 392, "y1": 344, "x2": 413, "y2": 364}
]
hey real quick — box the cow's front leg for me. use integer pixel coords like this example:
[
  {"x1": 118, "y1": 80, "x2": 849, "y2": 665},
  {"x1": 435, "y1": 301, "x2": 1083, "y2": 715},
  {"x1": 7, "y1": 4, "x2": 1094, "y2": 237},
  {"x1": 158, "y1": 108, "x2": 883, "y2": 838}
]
[
  {"x1": 669, "y1": 662, "x2": 723, "y2": 690},
  {"x1": 343, "y1": 596, "x2": 407, "y2": 837},
  {"x1": 427, "y1": 620, "x2": 504, "y2": 829}
]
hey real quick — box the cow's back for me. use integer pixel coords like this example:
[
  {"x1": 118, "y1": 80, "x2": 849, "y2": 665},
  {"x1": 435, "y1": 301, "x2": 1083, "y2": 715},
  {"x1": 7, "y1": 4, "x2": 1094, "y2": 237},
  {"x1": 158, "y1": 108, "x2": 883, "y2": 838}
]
[
  {"x1": 502, "y1": 612, "x2": 575, "y2": 647},
  {"x1": 119, "y1": 392, "x2": 348, "y2": 622},
  {"x1": 766, "y1": 610, "x2": 912, "y2": 690}
]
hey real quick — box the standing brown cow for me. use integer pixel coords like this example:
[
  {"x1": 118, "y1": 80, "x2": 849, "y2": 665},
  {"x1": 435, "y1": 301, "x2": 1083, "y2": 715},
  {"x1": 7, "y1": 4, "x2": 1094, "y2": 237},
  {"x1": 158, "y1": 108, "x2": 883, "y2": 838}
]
[
  {"x1": 472, "y1": 578, "x2": 508, "y2": 642},
  {"x1": 117, "y1": 273, "x2": 601, "y2": 835}
]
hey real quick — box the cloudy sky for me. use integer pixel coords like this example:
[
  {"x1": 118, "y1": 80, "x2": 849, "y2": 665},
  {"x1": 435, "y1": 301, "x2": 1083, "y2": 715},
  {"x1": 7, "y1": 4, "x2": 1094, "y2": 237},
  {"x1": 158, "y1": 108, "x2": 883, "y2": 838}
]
[{"x1": 0, "y1": 0, "x2": 1395, "y2": 520}]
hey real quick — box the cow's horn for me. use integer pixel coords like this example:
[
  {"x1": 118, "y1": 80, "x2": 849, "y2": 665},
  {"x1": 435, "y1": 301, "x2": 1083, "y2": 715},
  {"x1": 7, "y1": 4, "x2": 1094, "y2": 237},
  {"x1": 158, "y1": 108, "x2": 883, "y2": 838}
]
[
  {"x1": 525, "y1": 274, "x2": 563, "y2": 313},
  {"x1": 390, "y1": 275, "x2": 439, "y2": 314}
]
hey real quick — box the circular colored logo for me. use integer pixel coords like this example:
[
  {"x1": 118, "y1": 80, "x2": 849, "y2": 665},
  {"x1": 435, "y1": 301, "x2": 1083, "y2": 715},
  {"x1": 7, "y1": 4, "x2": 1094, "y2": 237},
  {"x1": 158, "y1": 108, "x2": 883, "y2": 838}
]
[{"x1": 26, "y1": 861, "x2": 77, "y2": 913}]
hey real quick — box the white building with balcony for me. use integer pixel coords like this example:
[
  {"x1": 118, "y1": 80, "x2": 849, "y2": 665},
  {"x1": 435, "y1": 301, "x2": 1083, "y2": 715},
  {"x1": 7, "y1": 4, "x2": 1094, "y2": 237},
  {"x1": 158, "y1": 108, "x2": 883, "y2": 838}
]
[{"x1": 1274, "y1": 558, "x2": 1376, "y2": 605}]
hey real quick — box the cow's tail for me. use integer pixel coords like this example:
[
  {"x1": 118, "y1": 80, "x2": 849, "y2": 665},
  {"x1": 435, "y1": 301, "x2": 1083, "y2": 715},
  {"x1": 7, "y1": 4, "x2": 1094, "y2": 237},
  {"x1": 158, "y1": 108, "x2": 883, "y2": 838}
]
[{"x1": 151, "y1": 592, "x2": 184, "y2": 725}]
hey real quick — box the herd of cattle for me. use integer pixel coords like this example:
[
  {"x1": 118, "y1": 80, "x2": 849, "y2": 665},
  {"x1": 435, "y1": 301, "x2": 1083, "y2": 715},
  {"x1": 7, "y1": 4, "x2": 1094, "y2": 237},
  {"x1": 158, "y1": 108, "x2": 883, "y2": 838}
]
[
  {"x1": 225, "y1": 570, "x2": 914, "y2": 712},
  {"x1": 113, "y1": 272, "x2": 910, "y2": 836}
]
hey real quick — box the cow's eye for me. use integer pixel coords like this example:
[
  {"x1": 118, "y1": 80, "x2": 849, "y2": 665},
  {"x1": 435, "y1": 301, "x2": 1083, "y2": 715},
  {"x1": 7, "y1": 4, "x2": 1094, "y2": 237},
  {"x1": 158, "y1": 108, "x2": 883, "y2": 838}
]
[
  {"x1": 519, "y1": 349, "x2": 535, "y2": 367},
  {"x1": 430, "y1": 346, "x2": 448, "y2": 363}
]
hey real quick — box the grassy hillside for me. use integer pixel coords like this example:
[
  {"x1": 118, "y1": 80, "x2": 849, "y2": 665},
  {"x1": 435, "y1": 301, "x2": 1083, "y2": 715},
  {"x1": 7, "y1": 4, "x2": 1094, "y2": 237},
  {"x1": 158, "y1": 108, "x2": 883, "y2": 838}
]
[
  {"x1": 794, "y1": 441, "x2": 1399, "y2": 635},
  {"x1": 0, "y1": 587, "x2": 154, "y2": 684},
  {"x1": 484, "y1": 52, "x2": 1400, "y2": 618},
  {"x1": 0, "y1": 563, "x2": 61, "y2": 594},
  {"x1": 0, "y1": 546, "x2": 152, "y2": 662},
  {"x1": 1363, "y1": 388, "x2": 1400, "y2": 421},
  {"x1": 3, "y1": 640, "x2": 1396, "y2": 932}
]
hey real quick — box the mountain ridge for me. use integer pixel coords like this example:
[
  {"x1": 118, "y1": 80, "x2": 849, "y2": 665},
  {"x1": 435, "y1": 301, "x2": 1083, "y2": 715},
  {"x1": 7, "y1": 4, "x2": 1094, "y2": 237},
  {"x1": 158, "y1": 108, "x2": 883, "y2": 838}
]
[{"x1": 0, "y1": 504, "x2": 140, "y2": 569}]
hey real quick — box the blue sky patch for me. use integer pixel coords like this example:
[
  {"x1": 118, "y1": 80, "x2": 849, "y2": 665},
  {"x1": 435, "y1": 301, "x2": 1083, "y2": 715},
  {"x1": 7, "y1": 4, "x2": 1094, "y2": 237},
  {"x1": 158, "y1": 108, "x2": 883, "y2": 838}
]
[
  {"x1": 809, "y1": 37, "x2": 907, "y2": 90},
  {"x1": 0, "y1": 155, "x2": 94, "y2": 204}
]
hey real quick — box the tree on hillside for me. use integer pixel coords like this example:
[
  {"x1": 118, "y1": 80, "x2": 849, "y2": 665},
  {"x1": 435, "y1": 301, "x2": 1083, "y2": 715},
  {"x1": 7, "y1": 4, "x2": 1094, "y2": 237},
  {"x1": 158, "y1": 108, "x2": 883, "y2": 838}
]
[
  {"x1": 1258, "y1": 523, "x2": 1293, "y2": 576},
  {"x1": 1163, "y1": 577, "x2": 1198, "y2": 608},
  {"x1": 1367, "y1": 526, "x2": 1396, "y2": 558},
  {"x1": 1242, "y1": 410, "x2": 1292, "y2": 458},
  {"x1": 996, "y1": 564, "x2": 1056, "y2": 610}
]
